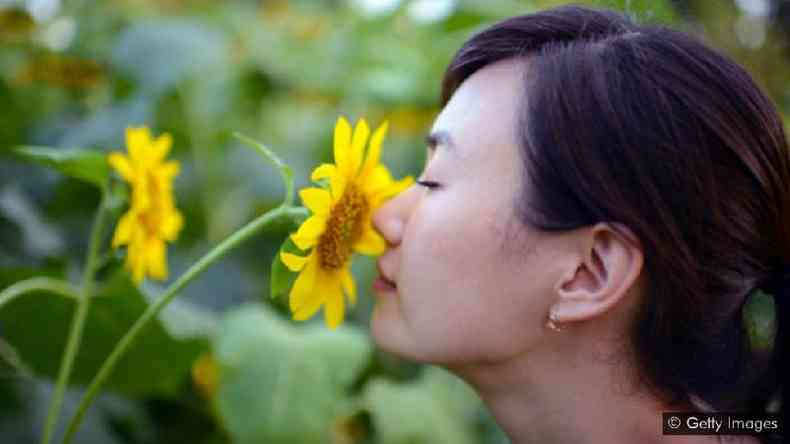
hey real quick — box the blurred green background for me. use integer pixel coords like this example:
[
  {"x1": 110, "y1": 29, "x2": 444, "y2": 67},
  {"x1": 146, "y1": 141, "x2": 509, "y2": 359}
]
[{"x1": 1, "y1": 0, "x2": 788, "y2": 443}]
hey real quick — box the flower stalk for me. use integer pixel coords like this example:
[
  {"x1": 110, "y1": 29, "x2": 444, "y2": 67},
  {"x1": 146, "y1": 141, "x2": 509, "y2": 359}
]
[{"x1": 41, "y1": 181, "x2": 111, "y2": 444}]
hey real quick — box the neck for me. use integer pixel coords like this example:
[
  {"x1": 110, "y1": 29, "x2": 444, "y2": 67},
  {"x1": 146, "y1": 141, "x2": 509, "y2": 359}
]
[{"x1": 443, "y1": 334, "x2": 680, "y2": 444}]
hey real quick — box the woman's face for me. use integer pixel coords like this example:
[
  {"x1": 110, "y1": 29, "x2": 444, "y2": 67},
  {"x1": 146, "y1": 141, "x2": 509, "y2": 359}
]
[{"x1": 370, "y1": 59, "x2": 567, "y2": 365}]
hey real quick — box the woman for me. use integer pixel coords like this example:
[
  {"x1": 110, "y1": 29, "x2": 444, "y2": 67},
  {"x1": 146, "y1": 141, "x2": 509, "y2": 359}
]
[{"x1": 369, "y1": 5, "x2": 788, "y2": 444}]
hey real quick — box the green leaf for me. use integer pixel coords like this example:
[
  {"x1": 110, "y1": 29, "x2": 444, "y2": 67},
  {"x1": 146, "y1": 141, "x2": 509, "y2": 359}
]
[
  {"x1": 0, "y1": 268, "x2": 207, "y2": 397},
  {"x1": 13, "y1": 146, "x2": 109, "y2": 187},
  {"x1": 362, "y1": 366, "x2": 484, "y2": 444},
  {"x1": 212, "y1": 303, "x2": 372, "y2": 444},
  {"x1": 742, "y1": 288, "x2": 778, "y2": 354},
  {"x1": 106, "y1": 179, "x2": 130, "y2": 213}
]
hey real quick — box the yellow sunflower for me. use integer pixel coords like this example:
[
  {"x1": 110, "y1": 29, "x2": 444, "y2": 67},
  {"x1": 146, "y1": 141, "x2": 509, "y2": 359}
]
[
  {"x1": 108, "y1": 126, "x2": 184, "y2": 284},
  {"x1": 280, "y1": 116, "x2": 414, "y2": 330}
]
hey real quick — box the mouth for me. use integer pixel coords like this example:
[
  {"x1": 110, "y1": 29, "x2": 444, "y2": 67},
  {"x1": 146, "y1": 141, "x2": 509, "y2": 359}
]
[
  {"x1": 373, "y1": 274, "x2": 397, "y2": 292},
  {"x1": 375, "y1": 260, "x2": 397, "y2": 289}
]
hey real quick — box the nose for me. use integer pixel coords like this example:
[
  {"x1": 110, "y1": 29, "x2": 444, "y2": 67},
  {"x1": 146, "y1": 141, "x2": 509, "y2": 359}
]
[{"x1": 372, "y1": 183, "x2": 421, "y2": 248}]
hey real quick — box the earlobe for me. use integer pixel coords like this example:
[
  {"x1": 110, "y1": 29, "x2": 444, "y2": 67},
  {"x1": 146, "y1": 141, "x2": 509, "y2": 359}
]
[{"x1": 550, "y1": 223, "x2": 644, "y2": 325}]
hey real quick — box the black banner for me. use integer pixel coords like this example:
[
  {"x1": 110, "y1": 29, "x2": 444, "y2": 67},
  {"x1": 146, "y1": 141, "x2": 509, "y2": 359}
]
[{"x1": 662, "y1": 412, "x2": 783, "y2": 435}]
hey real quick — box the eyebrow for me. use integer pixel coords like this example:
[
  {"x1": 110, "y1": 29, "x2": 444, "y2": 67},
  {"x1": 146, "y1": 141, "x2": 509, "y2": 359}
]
[{"x1": 424, "y1": 130, "x2": 455, "y2": 154}]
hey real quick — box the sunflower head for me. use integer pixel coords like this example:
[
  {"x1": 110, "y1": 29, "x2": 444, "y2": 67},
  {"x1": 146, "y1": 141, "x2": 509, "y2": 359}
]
[
  {"x1": 280, "y1": 116, "x2": 414, "y2": 330},
  {"x1": 108, "y1": 126, "x2": 184, "y2": 284}
]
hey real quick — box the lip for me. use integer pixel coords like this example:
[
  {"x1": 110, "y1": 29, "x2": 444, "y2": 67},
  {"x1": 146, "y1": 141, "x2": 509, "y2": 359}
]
[
  {"x1": 376, "y1": 260, "x2": 397, "y2": 286},
  {"x1": 373, "y1": 276, "x2": 397, "y2": 293}
]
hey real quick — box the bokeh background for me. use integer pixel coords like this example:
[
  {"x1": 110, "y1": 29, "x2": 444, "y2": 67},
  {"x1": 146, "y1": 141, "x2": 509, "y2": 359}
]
[{"x1": 1, "y1": 0, "x2": 789, "y2": 443}]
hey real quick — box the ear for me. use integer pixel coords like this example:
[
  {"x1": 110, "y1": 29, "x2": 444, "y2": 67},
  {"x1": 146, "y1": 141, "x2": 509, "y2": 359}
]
[{"x1": 551, "y1": 222, "x2": 643, "y2": 324}]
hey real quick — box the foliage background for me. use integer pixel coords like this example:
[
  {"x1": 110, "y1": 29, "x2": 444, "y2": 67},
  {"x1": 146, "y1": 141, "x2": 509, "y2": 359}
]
[{"x1": 1, "y1": 0, "x2": 789, "y2": 443}]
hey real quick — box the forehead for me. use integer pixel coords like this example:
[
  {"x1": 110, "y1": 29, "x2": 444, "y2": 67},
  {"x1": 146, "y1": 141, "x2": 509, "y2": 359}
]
[
  {"x1": 440, "y1": 59, "x2": 524, "y2": 134},
  {"x1": 431, "y1": 58, "x2": 525, "y2": 161}
]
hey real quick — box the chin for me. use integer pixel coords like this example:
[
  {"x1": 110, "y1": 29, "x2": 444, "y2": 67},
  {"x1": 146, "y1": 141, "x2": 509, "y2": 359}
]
[
  {"x1": 371, "y1": 325, "x2": 498, "y2": 369},
  {"x1": 369, "y1": 314, "x2": 449, "y2": 366},
  {"x1": 369, "y1": 305, "x2": 421, "y2": 361},
  {"x1": 369, "y1": 305, "x2": 398, "y2": 349}
]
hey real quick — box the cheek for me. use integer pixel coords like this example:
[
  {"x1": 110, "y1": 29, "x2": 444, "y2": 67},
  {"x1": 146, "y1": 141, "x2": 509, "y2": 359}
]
[
  {"x1": 405, "y1": 190, "x2": 510, "y2": 293},
  {"x1": 396, "y1": 196, "x2": 538, "y2": 361},
  {"x1": 401, "y1": 195, "x2": 482, "y2": 296}
]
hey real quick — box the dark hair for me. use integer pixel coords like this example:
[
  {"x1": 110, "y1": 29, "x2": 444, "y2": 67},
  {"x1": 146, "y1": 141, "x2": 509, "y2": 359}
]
[{"x1": 441, "y1": 5, "x2": 788, "y2": 443}]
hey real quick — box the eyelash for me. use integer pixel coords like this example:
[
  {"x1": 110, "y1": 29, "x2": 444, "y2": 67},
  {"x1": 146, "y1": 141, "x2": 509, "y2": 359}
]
[{"x1": 416, "y1": 179, "x2": 439, "y2": 190}]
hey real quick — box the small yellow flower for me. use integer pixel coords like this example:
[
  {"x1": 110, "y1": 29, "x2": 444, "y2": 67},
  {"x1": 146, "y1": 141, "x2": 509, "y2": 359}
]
[
  {"x1": 108, "y1": 127, "x2": 183, "y2": 284},
  {"x1": 280, "y1": 116, "x2": 413, "y2": 330}
]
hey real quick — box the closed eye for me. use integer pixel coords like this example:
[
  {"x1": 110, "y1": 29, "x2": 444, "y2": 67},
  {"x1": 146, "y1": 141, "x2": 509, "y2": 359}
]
[{"x1": 416, "y1": 179, "x2": 439, "y2": 189}]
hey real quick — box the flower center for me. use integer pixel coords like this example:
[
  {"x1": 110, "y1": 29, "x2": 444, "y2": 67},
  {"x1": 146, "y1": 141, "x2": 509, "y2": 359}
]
[{"x1": 317, "y1": 183, "x2": 369, "y2": 271}]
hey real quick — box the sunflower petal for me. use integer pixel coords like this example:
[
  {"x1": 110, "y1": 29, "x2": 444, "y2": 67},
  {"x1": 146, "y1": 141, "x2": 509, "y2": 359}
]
[
  {"x1": 156, "y1": 160, "x2": 180, "y2": 183},
  {"x1": 128, "y1": 238, "x2": 146, "y2": 284},
  {"x1": 372, "y1": 175, "x2": 415, "y2": 203},
  {"x1": 299, "y1": 188, "x2": 332, "y2": 216},
  {"x1": 348, "y1": 119, "x2": 369, "y2": 177},
  {"x1": 354, "y1": 225, "x2": 387, "y2": 256},
  {"x1": 293, "y1": 292, "x2": 324, "y2": 321},
  {"x1": 290, "y1": 215, "x2": 327, "y2": 250},
  {"x1": 160, "y1": 209, "x2": 183, "y2": 241},
  {"x1": 311, "y1": 163, "x2": 345, "y2": 202},
  {"x1": 126, "y1": 127, "x2": 152, "y2": 165},
  {"x1": 289, "y1": 258, "x2": 318, "y2": 313},
  {"x1": 362, "y1": 164, "x2": 394, "y2": 195},
  {"x1": 311, "y1": 163, "x2": 337, "y2": 182},
  {"x1": 112, "y1": 211, "x2": 136, "y2": 247},
  {"x1": 151, "y1": 132, "x2": 173, "y2": 163},
  {"x1": 334, "y1": 116, "x2": 352, "y2": 176},
  {"x1": 130, "y1": 176, "x2": 151, "y2": 211},
  {"x1": 360, "y1": 120, "x2": 388, "y2": 179},
  {"x1": 341, "y1": 268, "x2": 357, "y2": 307},
  {"x1": 323, "y1": 283, "x2": 345, "y2": 330},
  {"x1": 329, "y1": 171, "x2": 347, "y2": 202},
  {"x1": 146, "y1": 238, "x2": 168, "y2": 280},
  {"x1": 130, "y1": 257, "x2": 145, "y2": 284},
  {"x1": 281, "y1": 251, "x2": 309, "y2": 272},
  {"x1": 108, "y1": 152, "x2": 135, "y2": 181}
]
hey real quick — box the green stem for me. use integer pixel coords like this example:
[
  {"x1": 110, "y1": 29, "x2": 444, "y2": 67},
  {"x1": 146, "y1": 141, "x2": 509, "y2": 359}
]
[
  {"x1": 60, "y1": 205, "x2": 306, "y2": 444},
  {"x1": 0, "y1": 336, "x2": 33, "y2": 376},
  {"x1": 0, "y1": 277, "x2": 82, "y2": 308},
  {"x1": 41, "y1": 184, "x2": 110, "y2": 444},
  {"x1": 233, "y1": 132, "x2": 295, "y2": 208}
]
